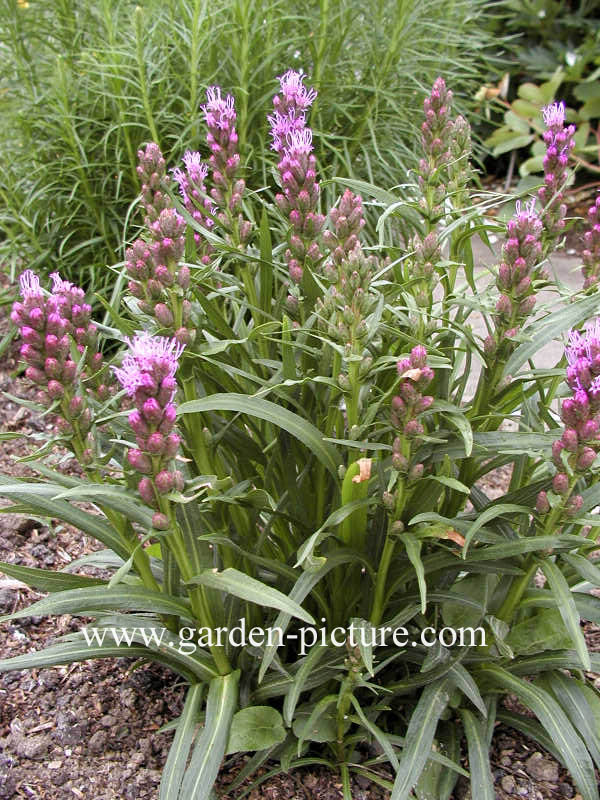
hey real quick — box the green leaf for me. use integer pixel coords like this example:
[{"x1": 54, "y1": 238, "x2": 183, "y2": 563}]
[
  {"x1": 518, "y1": 82, "x2": 545, "y2": 104},
  {"x1": 539, "y1": 558, "x2": 590, "y2": 671},
  {"x1": 504, "y1": 109, "x2": 531, "y2": 134},
  {"x1": 0, "y1": 585, "x2": 193, "y2": 625},
  {"x1": 350, "y1": 695, "x2": 399, "y2": 771},
  {"x1": 442, "y1": 574, "x2": 492, "y2": 630},
  {"x1": 293, "y1": 695, "x2": 338, "y2": 751},
  {"x1": 491, "y1": 133, "x2": 533, "y2": 157},
  {"x1": 283, "y1": 646, "x2": 327, "y2": 726},
  {"x1": 0, "y1": 560, "x2": 105, "y2": 592},
  {"x1": 449, "y1": 664, "x2": 487, "y2": 718},
  {"x1": 160, "y1": 684, "x2": 204, "y2": 800},
  {"x1": 226, "y1": 706, "x2": 286, "y2": 754},
  {"x1": 478, "y1": 666, "x2": 599, "y2": 800},
  {"x1": 51, "y1": 483, "x2": 154, "y2": 527},
  {"x1": 296, "y1": 497, "x2": 375, "y2": 569},
  {"x1": 460, "y1": 709, "x2": 494, "y2": 800},
  {"x1": 188, "y1": 568, "x2": 315, "y2": 625},
  {"x1": 401, "y1": 533, "x2": 426, "y2": 613},
  {"x1": 0, "y1": 634, "x2": 200, "y2": 682},
  {"x1": 427, "y1": 475, "x2": 470, "y2": 495},
  {"x1": 543, "y1": 673, "x2": 600, "y2": 769},
  {"x1": 506, "y1": 609, "x2": 572, "y2": 655},
  {"x1": 562, "y1": 553, "x2": 600, "y2": 588},
  {"x1": 0, "y1": 475, "x2": 130, "y2": 559},
  {"x1": 180, "y1": 672, "x2": 239, "y2": 800},
  {"x1": 178, "y1": 394, "x2": 341, "y2": 477},
  {"x1": 504, "y1": 293, "x2": 600, "y2": 377},
  {"x1": 390, "y1": 680, "x2": 450, "y2": 800},
  {"x1": 462, "y1": 505, "x2": 530, "y2": 556}
]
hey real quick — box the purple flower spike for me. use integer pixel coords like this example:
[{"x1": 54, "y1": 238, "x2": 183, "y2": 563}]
[
  {"x1": 276, "y1": 70, "x2": 317, "y2": 114},
  {"x1": 581, "y1": 193, "x2": 600, "y2": 289},
  {"x1": 538, "y1": 101, "x2": 576, "y2": 246},
  {"x1": 269, "y1": 70, "x2": 316, "y2": 155},
  {"x1": 202, "y1": 86, "x2": 251, "y2": 245},
  {"x1": 488, "y1": 197, "x2": 544, "y2": 356},
  {"x1": 203, "y1": 86, "x2": 237, "y2": 129},
  {"x1": 171, "y1": 150, "x2": 215, "y2": 264},
  {"x1": 270, "y1": 70, "x2": 323, "y2": 293}
]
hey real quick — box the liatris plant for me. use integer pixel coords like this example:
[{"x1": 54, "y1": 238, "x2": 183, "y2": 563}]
[
  {"x1": 10, "y1": 271, "x2": 94, "y2": 459},
  {"x1": 536, "y1": 322, "x2": 600, "y2": 523},
  {"x1": 4, "y1": 76, "x2": 600, "y2": 800},
  {"x1": 405, "y1": 77, "x2": 473, "y2": 321},
  {"x1": 581, "y1": 193, "x2": 600, "y2": 289},
  {"x1": 538, "y1": 101, "x2": 576, "y2": 251}
]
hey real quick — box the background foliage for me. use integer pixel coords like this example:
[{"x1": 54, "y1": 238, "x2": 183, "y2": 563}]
[{"x1": 0, "y1": 0, "x2": 502, "y2": 290}]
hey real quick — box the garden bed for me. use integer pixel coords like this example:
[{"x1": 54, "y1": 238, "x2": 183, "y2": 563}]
[{"x1": 0, "y1": 323, "x2": 597, "y2": 799}]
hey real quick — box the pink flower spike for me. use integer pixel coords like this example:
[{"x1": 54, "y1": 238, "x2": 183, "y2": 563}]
[
  {"x1": 543, "y1": 101, "x2": 566, "y2": 129},
  {"x1": 277, "y1": 70, "x2": 317, "y2": 111},
  {"x1": 112, "y1": 333, "x2": 185, "y2": 397},
  {"x1": 203, "y1": 86, "x2": 236, "y2": 128},
  {"x1": 50, "y1": 272, "x2": 75, "y2": 294},
  {"x1": 182, "y1": 150, "x2": 209, "y2": 184},
  {"x1": 19, "y1": 270, "x2": 42, "y2": 300},
  {"x1": 286, "y1": 128, "x2": 313, "y2": 156}
]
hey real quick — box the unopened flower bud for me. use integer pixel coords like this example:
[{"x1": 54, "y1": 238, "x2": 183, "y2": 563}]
[
  {"x1": 47, "y1": 380, "x2": 64, "y2": 399},
  {"x1": 152, "y1": 512, "x2": 170, "y2": 530},
  {"x1": 392, "y1": 453, "x2": 408, "y2": 472},
  {"x1": 382, "y1": 491, "x2": 396, "y2": 511},
  {"x1": 535, "y1": 491, "x2": 550, "y2": 514},
  {"x1": 561, "y1": 429, "x2": 579, "y2": 452},
  {"x1": 566, "y1": 494, "x2": 583, "y2": 517},
  {"x1": 408, "y1": 463, "x2": 424, "y2": 481},
  {"x1": 154, "y1": 303, "x2": 174, "y2": 328},
  {"x1": 138, "y1": 477, "x2": 157, "y2": 506},
  {"x1": 143, "y1": 397, "x2": 163, "y2": 424},
  {"x1": 552, "y1": 472, "x2": 569, "y2": 495},
  {"x1": 128, "y1": 449, "x2": 152, "y2": 473},
  {"x1": 577, "y1": 447, "x2": 596, "y2": 470},
  {"x1": 155, "y1": 470, "x2": 175, "y2": 494}
]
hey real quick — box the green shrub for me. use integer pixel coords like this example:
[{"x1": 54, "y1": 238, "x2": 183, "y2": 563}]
[{"x1": 0, "y1": 0, "x2": 502, "y2": 292}]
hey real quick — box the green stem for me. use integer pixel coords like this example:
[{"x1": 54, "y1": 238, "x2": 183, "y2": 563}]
[
  {"x1": 495, "y1": 558, "x2": 538, "y2": 625},
  {"x1": 370, "y1": 521, "x2": 396, "y2": 626}
]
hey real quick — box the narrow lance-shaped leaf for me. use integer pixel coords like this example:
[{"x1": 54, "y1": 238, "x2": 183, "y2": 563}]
[
  {"x1": 177, "y1": 394, "x2": 341, "y2": 477},
  {"x1": 160, "y1": 684, "x2": 204, "y2": 800},
  {"x1": 391, "y1": 679, "x2": 450, "y2": 800},
  {"x1": 180, "y1": 671, "x2": 239, "y2": 800},
  {"x1": 188, "y1": 568, "x2": 315, "y2": 625},
  {"x1": 479, "y1": 665, "x2": 598, "y2": 800},
  {"x1": 539, "y1": 558, "x2": 591, "y2": 671},
  {"x1": 0, "y1": 560, "x2": 105, "y2": 593},
  {"x1": 460, "y1": 709, "x2": 495, "y2": 800}
]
